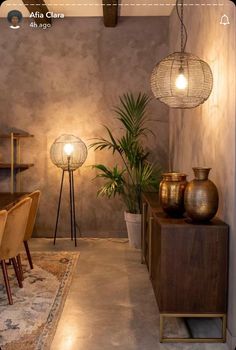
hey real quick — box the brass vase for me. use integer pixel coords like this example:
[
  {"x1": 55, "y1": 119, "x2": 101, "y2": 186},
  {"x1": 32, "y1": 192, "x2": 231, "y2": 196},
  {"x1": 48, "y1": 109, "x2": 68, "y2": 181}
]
[
  {"x1": 184, "y1": 167, "x2": 219, "y2": 222},
  {"x1": 159, "y1": 172, "x2": 188, "y2": 217}
]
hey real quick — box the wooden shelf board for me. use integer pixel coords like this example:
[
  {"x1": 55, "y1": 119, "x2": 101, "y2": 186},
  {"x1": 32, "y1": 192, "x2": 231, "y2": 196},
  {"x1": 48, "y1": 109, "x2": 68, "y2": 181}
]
[
  {"x1": 0, "y1": 134, "x2": 34, "y2": 139},
  {"x1": 0, "y1": 163, "x2": 34, "y2": 169},
  {"x1": 0, "y1": 192, "x2": 29, "y2": 210}
]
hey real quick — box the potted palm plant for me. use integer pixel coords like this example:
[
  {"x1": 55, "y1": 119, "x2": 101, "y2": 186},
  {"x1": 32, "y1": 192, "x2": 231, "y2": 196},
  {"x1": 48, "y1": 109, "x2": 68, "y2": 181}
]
[{"x1": 90, "y1": 92, "x2": 161, "y2": 248}]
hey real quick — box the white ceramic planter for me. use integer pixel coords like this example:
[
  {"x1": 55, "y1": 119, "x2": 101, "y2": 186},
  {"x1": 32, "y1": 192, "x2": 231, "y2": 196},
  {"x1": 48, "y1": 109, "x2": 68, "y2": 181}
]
[{"x1": 124, "y1": 212, "x2": 141, "y2": 249}]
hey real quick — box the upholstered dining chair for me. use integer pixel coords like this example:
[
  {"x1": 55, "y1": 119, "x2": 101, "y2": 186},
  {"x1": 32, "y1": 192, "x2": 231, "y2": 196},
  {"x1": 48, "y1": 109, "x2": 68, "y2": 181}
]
[
  {"x1": 0, "y1": 197, "x2": 32, "y2": 305},
  {"x1": 0, "y1": 210, "x2": 7, "y2": 247},
  {"x1": 23, "y1": 190, "x2": 41, "y2": 270}
]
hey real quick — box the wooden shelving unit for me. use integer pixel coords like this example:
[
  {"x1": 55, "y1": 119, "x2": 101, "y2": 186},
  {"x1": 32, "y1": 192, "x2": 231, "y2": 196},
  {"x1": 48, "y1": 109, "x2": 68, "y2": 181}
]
[
  {"x1": 0, "y1": 134, "x2": 34, "y2": 139},
  {"x1": 0, "y1": 163, "x2": 34, "y2": 169},
  {"x1": 0, "y1": 133, "x2": 34, "y2": 193}
]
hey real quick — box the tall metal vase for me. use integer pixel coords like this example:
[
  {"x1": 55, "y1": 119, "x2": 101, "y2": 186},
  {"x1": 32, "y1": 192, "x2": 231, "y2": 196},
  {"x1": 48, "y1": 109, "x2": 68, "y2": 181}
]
[
  {"x1": 184, "y1": 167, "x2": 219, "y2": 222},
  {"x1": 159, "y1": 172, "x2": 188, "y2": 217}
]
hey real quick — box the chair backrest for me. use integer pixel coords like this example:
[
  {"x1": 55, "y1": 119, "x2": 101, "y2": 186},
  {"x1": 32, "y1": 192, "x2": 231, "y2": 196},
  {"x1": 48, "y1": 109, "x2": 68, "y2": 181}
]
[
  {"x1": 24, "y1": 190, "x2": 41, "y2": 241},
  {"x1": 0, "y1": 197, "x2": 32, "y2": 260},
  {"x1": 0, "y1": 210, "x2": 7, "y2": 247}
]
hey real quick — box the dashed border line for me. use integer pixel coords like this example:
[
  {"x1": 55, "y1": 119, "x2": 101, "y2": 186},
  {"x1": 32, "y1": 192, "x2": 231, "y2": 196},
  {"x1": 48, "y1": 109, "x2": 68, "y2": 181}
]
[{"x1": 5, "y1": 2, "x2": 225, "y2": 6}]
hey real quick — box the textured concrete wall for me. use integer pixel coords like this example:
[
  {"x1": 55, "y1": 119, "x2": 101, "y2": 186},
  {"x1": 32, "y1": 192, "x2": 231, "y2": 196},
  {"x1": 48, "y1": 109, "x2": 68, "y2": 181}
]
[
  {"x1": 0, "y1": 17, "x2": 169, "y2": 237},
  {"x1": 169, "y1": 1, "x2": 236, "y2": 348}
]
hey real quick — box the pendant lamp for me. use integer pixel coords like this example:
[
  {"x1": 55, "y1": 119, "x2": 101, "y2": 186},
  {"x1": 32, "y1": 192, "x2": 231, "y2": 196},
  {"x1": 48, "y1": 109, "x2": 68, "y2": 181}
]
[{"x1": 151, "y1": 0, "x2": 213, "y2": 109}]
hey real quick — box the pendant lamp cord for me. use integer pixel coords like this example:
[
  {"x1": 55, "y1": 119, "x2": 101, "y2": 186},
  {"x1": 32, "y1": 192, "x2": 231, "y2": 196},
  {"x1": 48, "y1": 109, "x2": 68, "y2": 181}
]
[{"x1": 176, "y1": 0, "x2": 188, "y2": 52}]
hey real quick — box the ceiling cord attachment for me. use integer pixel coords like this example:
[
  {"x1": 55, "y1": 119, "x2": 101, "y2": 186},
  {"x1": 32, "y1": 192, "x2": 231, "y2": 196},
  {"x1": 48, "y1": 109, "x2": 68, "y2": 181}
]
[{"x1": 176, "y1": 0, "x2": 188, "y2": 53}]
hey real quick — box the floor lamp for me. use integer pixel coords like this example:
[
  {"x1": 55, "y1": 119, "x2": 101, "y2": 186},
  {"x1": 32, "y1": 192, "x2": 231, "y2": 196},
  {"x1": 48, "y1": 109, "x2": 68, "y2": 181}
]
[{"x1": 50, "y1": 134, "x2": 87, "y2": 247}]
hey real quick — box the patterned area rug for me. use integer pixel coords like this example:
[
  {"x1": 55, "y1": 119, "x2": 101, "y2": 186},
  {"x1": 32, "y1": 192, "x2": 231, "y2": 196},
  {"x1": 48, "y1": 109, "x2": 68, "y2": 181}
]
[{"x1": 0, "y1": 251, "x2": 79, "y2": 350}]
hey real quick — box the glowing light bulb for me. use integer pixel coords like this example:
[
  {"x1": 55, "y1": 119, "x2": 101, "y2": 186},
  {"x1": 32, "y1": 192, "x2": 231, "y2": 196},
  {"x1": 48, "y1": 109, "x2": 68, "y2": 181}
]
[
  {"x1": 175, "y1": 72, "x2": 188, "y2": 90},
  {"x1": 64, "y1": 143, "x2": 74, "y2": 156}
]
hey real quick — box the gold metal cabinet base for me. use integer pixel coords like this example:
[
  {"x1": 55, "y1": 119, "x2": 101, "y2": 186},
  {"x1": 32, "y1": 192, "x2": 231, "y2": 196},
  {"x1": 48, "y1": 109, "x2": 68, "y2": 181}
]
[{"x1": 160, "y1": 313, "x2": 227, "y2": 343}]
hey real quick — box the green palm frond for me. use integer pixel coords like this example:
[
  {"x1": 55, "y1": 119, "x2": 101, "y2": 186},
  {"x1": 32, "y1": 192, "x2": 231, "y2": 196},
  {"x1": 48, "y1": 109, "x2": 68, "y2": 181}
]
[
  {"x1": 118, "y1": 134, "x2": 149, "y2": 169},
  {"x1": 135, "y1": 162, "x2": 153, "y2": 187},
  {"x1": 90, "y1": 92, "x2": 162, "y2": 213},
  {"x1": 89, "y1": 126, "x2": 121, "y2": 154},
  {"x1": 92, "y1": 164, "x2": 126, "y2": 198},
  {"x1": 136, "y1": 162, "x2": 162, "y2": 190},
  {"x1": 114, "y1": 93, "x2": 151, "y2": 138}
]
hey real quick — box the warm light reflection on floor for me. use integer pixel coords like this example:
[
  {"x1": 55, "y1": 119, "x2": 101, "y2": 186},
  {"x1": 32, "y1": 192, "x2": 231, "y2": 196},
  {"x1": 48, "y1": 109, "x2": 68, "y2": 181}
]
[
  {"x1": 63, "y1": 335, "x2": 75, "y2": 350},
  {"x1": 54, "y1": 319, "x2": 94, "y2": 350}
]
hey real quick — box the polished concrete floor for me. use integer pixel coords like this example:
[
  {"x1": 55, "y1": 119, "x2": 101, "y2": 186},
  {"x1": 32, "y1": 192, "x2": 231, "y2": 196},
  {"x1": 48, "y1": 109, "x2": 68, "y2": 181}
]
[{"x1": 30, "y1": 238, "x2": 229, "y2": 350}]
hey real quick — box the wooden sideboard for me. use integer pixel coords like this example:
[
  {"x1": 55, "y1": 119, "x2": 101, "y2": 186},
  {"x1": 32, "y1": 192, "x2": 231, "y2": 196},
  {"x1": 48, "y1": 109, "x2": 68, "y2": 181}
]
[{"x1": 141, "y1": 192, "x2": 229, "y2": 343}]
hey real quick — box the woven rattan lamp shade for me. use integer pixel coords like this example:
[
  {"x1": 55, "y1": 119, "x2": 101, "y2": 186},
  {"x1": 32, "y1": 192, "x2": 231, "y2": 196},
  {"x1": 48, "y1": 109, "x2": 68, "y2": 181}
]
[
  {"x1": 50, "y1": 134, "x2": 87, "y2": 171},
  {"x1": 151, "y1": 52, "x2": 213, "y2": 109}
]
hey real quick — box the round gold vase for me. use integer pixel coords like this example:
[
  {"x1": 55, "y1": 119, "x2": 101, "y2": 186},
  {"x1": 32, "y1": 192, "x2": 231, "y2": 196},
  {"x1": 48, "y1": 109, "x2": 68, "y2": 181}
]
[
  {"x1": 184, "y1": 167, "x2": 219, "y2": 222},
  {"x1": 159, "y1": 172, "x2": 188, "y2": 217}
]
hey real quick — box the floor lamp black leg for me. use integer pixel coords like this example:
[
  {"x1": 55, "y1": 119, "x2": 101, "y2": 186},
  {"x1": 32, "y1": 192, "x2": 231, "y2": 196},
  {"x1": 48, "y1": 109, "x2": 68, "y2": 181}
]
[
  {"x1": 69, "y1": 170, "x2": 74, "y2": 241},
  {"x1": 53, "y1": 170, "x2": 65, "y2": 245},
  {"x1": 71, "y1": 171, "x2": 77, "y2": 247}
]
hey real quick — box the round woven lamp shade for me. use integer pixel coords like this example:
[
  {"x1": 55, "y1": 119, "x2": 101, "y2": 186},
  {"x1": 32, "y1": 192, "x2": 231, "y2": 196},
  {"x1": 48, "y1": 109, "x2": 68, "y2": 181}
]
[
  {"x1": 151, "y1": 52, "x2": 213, "y2": 109},
  {"x1": 50, "y1": 134, "x2": 87, "y2": 171}
]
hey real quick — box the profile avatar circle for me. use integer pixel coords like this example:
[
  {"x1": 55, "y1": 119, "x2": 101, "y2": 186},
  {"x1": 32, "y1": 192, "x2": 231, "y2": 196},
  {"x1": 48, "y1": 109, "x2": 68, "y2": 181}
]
[{"x1": 7, "y1": 10, "x2": 23, "y2": 29}]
